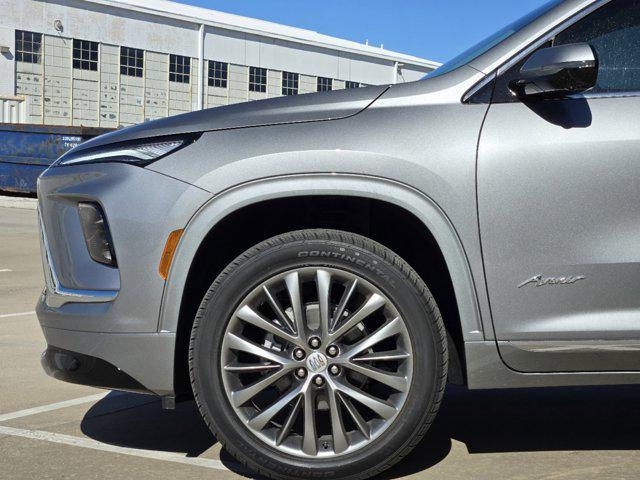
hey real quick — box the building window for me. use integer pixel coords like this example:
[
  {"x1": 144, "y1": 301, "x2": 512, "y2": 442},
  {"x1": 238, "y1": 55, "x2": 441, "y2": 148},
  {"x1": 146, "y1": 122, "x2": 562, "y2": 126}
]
[
  {"x1": 169, "y1": 54, "x2": 190, "y2": 84},
  {"x1": 282, "y1": 71, "x2": 299, "y2": 95},
  {"x1": 208, "y1": 61, "x2": 228, "y2": 88},
  {"x1": 73, "y1": 39, "x2": 99, "y2": 71},
  {"x1": 15, "y1": 30, "x2": 42, "y2": 64},
  {"x1": 317, "y1": 77, "x2": 332, "y2": 92},
  {"x1": 249, "y1": 66, "x2": 267, "y2": 92},
  {"x1": 120, "y1": 47, "x2": 144, "y2": 77},
  {"x1": 345, "y1": 81, "x2": 360, "y2": 89}
]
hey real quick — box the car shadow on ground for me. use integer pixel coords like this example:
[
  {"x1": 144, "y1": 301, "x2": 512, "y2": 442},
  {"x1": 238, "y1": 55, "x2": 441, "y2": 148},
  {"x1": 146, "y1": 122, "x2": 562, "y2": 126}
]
[
  {"x1": 80, "y1": 392, "x2": 216, "y2": 457},
  {"x1": 81, "y1": 384, "x2": 640, "y2": 479}
]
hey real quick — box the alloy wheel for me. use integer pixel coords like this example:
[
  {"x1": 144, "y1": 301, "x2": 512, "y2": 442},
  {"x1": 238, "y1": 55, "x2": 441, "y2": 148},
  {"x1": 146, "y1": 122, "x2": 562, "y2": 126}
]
[{"x1": 220, "y1": 267, "x2": 414, "y2": 458}]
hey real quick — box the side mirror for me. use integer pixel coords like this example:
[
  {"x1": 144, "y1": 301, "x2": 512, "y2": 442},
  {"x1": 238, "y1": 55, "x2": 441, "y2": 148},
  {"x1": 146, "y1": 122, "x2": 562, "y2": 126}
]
[{"x1": 511, "y1": 43, "x2": 598, "y2": 99}]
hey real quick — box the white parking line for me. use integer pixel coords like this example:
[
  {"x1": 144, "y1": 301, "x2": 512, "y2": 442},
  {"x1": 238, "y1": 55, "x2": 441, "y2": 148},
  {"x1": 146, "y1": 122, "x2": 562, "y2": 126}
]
[
  {"x1": 0, "y1": 393, "x2": 241, "y2": 473},
  {"x1": 0, "y1": 311, "x2": 36, "y2": 319},
  {"x1": 0, "y1": 426, "x2": 234, "y2": 472},
  {"x1": 0, "y1": 268, "x2": 12, "y2": 272},
  {"x1": 0, "y1": 393, "x2": 111, "y2": 423}
]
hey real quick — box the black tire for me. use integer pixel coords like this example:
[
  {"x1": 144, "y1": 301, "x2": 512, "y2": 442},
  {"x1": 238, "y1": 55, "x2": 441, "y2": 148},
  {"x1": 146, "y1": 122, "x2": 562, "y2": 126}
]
[{"x1": 189, "y1": 229, "x2": 447, "y2": 480}]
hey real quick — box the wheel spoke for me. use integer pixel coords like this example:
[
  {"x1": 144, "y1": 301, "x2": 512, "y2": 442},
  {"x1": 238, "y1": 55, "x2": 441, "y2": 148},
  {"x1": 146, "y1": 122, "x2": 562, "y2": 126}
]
[
  {"x1": 237, "y1": 305, "x2": 300, "y2": 345},
  {"x1": 316, "y1": 269, "x2": 332, "y2": 338},
  {"x1": 226, "y1": 332, "x2": 293, "y2": 366},
  {"x1": 327, "y1": 385, "x2": 349, "y2": 454},
  {"x1": 224, "y1": 362, "x2": 281, "y2": 373},
  {"x1": 302, "y1": 387, "x2": 317, "y2": 455},
  {"x1": 262, "y1": 285, "x2": 297, "y2": 335},
  {"x1": 231, "y1": 368, "x2": 292, "y2": 407},
  {"x1": 337, "y1": 391, "x2": 370, "y2": 440},
  {"x1": 331, "y1": 378, "x2": 397, "y2": 420},
  {"x1": 248, "y1": 384, "x2": 305, "y2": 431},
  {"x1": 329, "y1": 293, "x2": 386, "y2": 341},
  {"x1": 285, "y1": 272, "x2": 306, "y2": 337},
  {"x1": 343, "y1": 317, "x2": 403, "y2": 359},
  {"x1": 344, "y1": 362, "x2": 408, "y2": 392},
  {"x1": 352, "y1": 349, "x2": 411, "y2": 362},
  {"x1": 331, "y1": 278, "x2": 358, "y2": 331},
  {"x1": 276, "y1": 395, "x2": 303, "y2": 446}
]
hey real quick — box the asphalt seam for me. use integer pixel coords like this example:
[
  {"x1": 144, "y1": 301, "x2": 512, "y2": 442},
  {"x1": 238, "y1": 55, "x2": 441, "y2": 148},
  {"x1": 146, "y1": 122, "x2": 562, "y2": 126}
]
[{"x1": 83, "y1": 398, "x2": 160, "y2": 422}]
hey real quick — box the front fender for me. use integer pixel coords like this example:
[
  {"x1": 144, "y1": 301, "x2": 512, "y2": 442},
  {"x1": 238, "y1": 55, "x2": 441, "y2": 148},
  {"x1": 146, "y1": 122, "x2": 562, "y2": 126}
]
[{"x1": 158, "y1": 173, "x2": 485, "y2": 344}]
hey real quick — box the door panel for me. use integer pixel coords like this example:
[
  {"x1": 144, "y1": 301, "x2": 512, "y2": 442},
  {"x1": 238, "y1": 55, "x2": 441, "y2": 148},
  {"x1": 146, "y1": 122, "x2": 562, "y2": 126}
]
[{"x1": 479, "y1": 95, "x2": 640, "y2": 371}]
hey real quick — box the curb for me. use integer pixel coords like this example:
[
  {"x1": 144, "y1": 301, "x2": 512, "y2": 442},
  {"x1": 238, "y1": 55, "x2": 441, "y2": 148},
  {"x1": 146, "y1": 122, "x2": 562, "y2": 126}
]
[{"x1": 0, "y1": 195, "x2": 38, "y2": 210}]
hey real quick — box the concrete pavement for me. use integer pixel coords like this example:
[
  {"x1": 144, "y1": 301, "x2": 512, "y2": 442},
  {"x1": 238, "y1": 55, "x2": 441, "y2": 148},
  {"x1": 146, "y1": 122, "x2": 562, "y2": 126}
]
[{"x1": 1, "y1": 205, "x2": 640, "y2": 480}]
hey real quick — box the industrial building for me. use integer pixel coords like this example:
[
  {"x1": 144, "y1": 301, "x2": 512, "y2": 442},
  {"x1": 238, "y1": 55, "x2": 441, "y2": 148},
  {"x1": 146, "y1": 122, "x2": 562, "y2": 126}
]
[{"x1": 0, "y1": 0, "x2": 440, "y2": 128}]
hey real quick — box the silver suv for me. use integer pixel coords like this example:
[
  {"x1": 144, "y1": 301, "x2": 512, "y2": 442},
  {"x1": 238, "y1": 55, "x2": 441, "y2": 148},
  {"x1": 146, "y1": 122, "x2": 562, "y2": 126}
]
[{"x1": 36, "y1": 1, "x2": 640, "y2": 478}]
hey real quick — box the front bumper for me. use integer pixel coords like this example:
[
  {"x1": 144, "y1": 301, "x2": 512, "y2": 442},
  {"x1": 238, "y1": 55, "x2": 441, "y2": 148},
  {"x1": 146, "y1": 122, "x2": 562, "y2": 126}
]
[
  {"x1": 39, "y1": 316, "x2": 176, "y2": 395},
  {"x1": 36, "y1": 162, "x2": 211, "y2": 394},
  {"x1": 41, "y1": 345, "x2": 148, "y2": 393}
]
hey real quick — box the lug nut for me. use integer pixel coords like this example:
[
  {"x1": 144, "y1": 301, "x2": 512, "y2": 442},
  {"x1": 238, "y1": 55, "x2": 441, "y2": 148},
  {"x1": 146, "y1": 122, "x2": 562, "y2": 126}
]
[
  {"x1": 329, "y1": 365, "x2": 341, "y2": 376},
  {"x1": 313, "y1": 375, "x2": 325, "y2": 387},
  {"x1": 308, "y1": 337, "x2": 321, "y2": 349},
  {"x1": 295, "y1": 368, "x2": 307, "y2": 379},
  {"x1": 293, "y1": 348, "x2": 306, "y2": 360},
  {"x1": 326, "y1": 345, "x2": 339, "y2": 357}
]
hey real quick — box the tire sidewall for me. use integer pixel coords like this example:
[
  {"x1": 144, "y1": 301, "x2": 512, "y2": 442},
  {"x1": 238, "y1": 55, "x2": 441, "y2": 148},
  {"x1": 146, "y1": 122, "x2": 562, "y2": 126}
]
[{"x1": 191, "y1": 233, "x2": 444, "y2": 479}]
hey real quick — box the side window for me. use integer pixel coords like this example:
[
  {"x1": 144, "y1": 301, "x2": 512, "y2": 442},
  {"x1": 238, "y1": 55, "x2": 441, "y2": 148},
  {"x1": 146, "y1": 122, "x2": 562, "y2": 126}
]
[
  {"x1": 492, "y1": 1, "x2": 640, "y2": 102},
  {"x1": 553, "y1": 1, "x2": 640, "y2": 94}
]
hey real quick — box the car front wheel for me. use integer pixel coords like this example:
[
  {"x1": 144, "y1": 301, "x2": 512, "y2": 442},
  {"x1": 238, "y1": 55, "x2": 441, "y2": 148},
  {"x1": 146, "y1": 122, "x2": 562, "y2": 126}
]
[{"x1": 190, "y1": 229, "x2": 447, "y2": 480}]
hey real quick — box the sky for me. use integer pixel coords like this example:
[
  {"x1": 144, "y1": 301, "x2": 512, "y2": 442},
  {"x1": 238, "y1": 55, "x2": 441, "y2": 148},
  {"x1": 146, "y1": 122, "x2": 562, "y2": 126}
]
[{"x1": 178, "y1": 0, "x2": 551, "y2": 64}]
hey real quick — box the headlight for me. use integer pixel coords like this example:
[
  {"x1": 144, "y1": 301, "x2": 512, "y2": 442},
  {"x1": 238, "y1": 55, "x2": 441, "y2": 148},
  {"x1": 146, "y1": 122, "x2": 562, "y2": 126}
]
[{"x1": 55, "y1": 135, "x2": 197, "y2": 167}]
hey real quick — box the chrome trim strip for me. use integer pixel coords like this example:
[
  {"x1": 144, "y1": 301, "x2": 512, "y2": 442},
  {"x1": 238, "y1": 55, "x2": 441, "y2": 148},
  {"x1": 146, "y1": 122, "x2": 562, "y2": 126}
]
[
  {"x1": 509, "y1": 340, "x2": 640, "y2": 354},
  {"x1": 38, "y1": 208, "x2": 118, "y2": 308},
  {"x1": 571, "y1": 90, "x2": 640, "y2": 100}
]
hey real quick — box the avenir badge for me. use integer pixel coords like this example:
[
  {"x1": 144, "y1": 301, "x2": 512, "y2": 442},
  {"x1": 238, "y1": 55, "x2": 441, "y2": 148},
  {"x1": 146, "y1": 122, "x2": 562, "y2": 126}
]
[{"x1": 518, "y1": 275, "x2": 586, "y2": 288}]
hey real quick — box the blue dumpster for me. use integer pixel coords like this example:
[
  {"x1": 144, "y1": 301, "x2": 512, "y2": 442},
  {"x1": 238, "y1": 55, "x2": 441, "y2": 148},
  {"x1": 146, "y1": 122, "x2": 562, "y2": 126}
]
[{"x1": 0, "y1": 124, "x2": 113, "y2": 195}]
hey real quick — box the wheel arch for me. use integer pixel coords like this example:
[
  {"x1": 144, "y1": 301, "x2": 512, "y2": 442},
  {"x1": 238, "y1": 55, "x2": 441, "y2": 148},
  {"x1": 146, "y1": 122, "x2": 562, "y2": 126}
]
[{"x1": 160, "y1": 174, "x2": 484, "y2": 395}]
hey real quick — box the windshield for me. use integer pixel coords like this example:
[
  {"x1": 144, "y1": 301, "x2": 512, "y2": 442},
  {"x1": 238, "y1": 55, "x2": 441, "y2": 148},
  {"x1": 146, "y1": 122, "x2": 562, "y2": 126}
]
[{"x1": 425, "y1": 0, "x2": 565, "y2": 78}]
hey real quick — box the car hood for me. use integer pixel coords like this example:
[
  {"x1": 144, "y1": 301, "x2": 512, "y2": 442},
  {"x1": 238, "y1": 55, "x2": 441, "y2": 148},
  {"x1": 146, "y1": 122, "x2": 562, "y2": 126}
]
[{"x1": 73, "y1": 84, "x2": 390, "y2": 153}]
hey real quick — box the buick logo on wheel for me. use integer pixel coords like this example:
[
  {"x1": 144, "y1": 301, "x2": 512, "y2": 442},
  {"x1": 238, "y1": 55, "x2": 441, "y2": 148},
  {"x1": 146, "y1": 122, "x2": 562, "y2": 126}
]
[{"x1": 307, "y1": 352, "x2": 328, "y2": 373}]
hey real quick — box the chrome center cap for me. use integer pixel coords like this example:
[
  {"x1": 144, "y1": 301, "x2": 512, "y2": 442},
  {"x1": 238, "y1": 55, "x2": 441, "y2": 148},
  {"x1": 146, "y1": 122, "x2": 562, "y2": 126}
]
[{"x1": 306, "y1": 352, "x2": 328, "y2": 374}]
